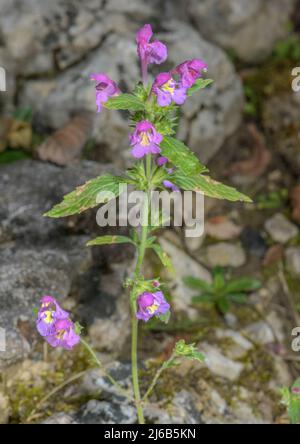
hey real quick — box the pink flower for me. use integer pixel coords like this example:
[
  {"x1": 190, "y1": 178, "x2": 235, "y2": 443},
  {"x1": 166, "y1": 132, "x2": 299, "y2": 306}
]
[
  {"x1": 173, "y1": 59, "x2": 207, "y2": 88},
  {"x1": 130, "y1": 120, "x2": 163, "y2": 158},
  {"x1": 45, "y1": 318, "x2": 80, "y2": 351},
  {"x1": 136, "y1": 24, "x2": 167, "y2": 83},
  {"x1": 152, "y1": 72, "x2": 187, "y2": 107},
  {"x1": 163, "y1": 180, "x2": 180, "y2": 192},
  {"x1": 136, "y1": 291, "x2": 170, "y2": 322},
  {"x1": 90, "y1": 73, "x2": 120, "y2": 112}
]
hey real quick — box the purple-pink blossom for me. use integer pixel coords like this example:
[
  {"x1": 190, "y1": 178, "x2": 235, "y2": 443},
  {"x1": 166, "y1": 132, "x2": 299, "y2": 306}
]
[
  {"x1": 163, "y1": 180, "x2": 180, "y2": 193},
  {"x1": 136, "y1": 24, "x2": 167, "y2": 83},
  {"x1": 173, "y1": 59, "x2": 207, "y2": 88},
  {"x1": 36, "y1": 296, "x2": 80, "y2": 350},
  {"x1": 152, "y1": 72, "x2": 187, "y2": 107},
  {"x1": 156, "y1": 156, "x2": 168, "y2": 166},
  {"x1": 45, "y1": 318, "x2": 80, "y2": 350},
  {"x1": 292, "y1": 387, "x2": 300, "y2": 394},
  {"x1": 136, "y1": 291, "x2": 170, "y2": 322},
  {"x1": 130, "y1": 120, "x2": 162, "y2": 158},
  {"x1": 90, "y1": 73, "x2": 120, "y2": 112}
]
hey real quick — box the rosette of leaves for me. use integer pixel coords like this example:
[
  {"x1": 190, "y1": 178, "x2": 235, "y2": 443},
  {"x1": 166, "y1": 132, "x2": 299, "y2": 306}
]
[{"x1": 184, "y1": 267, "x2": 261, "y2": 315}]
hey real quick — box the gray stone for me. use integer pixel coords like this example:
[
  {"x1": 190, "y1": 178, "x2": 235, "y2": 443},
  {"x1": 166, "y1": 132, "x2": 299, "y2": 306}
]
[
  {"x1": 206, "y1": 242, "x2": 246, "y2": 267},
  {"x1": 215, "y1": 329, "x2": 253, "y2": 359},
  {"x1": 285, "y1": 247, "x2": 300, "y2": 278},
  {"x1": 75, "y1": 399, "x2": 136, "y2": 424},
  {"x1": 200, "y1": 343, "x2": 244, "y2": 381},
  {"x1": 264, "y1": 213, "x2": 299, "y2": 244},
  {"x1": 243, "y1": 321, "x2": 275, "y2": 345},
  {"x1": 187, "y1": 0, "x2": 296, "y2": 62},
  {"x1": 42, "y1": 413, "x2": 77, "y2": 424}
]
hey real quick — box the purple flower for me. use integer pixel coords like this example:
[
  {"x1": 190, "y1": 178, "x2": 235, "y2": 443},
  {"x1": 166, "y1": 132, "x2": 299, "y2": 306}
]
[
  {"x1": 36, "y1": 295, "x2": 69, "y2": 337},
  {"x1": 45, "y1": 318, "x2": 80, "y2": 350},
  {"x1": 130, "y1": 120, "x2": 163, "y2": 158},
  {"x1": 136, "y1": 24, "x2": 167, "y2": 83},
  {"x1": 292, "y1": 387, "x2": 300, "y2": 395},
  {"x1": 152, "y1": 72, "x2": 187, "y2": 107},
  {"x1": 90, "y1": 73, "x2": 120, "y2": 112},
  {"x1": 173, "y1": 59, "x2": 207, "y2": 88},
  {"x1": 163, "y1": 180, "x2": 180, "y2": 192},
  {"x1": 136, "y1": 291, "x2": 170, "y2": 322},
  {"x1": 156, "y1": 156, "x2": 168, "y2": 166}
]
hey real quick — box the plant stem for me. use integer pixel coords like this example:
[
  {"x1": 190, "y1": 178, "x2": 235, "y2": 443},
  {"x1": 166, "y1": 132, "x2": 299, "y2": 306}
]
[
  {"x1": 142, "y1": 354, "x2": 175, "y2": 402},
  {"x1": 130, "y1": 154, "x2": 152, "y2": 424},
  {"x1": 80, "y1": 338, "x2": 132, "y2": 401}
]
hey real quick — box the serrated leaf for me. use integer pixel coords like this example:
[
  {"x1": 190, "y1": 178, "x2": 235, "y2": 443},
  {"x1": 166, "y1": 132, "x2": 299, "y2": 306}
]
[
  {"x1": 187, "y1": 78, "x2": 213, "y2": 96},
  {"x1": 225, "y1": 277, "x2": 261, "y2": 294},
  {"x1": 44, "y1": 174, "x2": 126, "y2": 218},
  {"x1": 87, "y1": 235, "x2": 136, "y2": 247},
  {"x1": 174, "y1": 339, "x2": 205, "y2": 363},
  {"x1": 160, "y1": 136, "x2": 208, "y2": 176},
  {"x1": 150, "y1": 243, "x2": 174, "y2": 272},
  {"x1": 172, "y1": 173, "x2": 252, "y2": 203},
  {"x1": 183, "y1": 276, "x2": 212, "y2": 293},
  {"x1": 105, "y1": 94, "x2": 145, "y2": 111}
]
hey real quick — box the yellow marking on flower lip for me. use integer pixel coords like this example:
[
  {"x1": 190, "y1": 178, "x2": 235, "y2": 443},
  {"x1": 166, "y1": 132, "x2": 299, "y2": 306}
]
[
  {"x1": 161, "y1": 79, "x2": 174, "y2": 93},
  {"x1": 56, "y1": 329, "x2": 66, "y2": 340},
  {"x1": 43, "y1": 310, "x2": 54, "y2": 324},
  {"x1": 147, "y1": 303, "x2": 159, "y2": 314},
  {"x1": 140, "y1": 131, "x2": 150, "y2": 146}
]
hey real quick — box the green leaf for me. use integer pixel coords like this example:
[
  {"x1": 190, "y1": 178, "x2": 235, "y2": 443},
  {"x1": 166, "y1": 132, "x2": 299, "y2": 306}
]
[
  {"x1": 32, "y1": 307, "x2": 39, "y2": 316},
  {"x1": 217, "y1": 298, "x2": 230, "y2": 314},
  {"x1": 105, "y1": 94, "x2": 145, "y2": 111},
  {"x1": 158, "y1": 310, "x2": 171, "y2": 324},
  {"x1": 288, "y1": 398, "x2": 300, "y2": 424},
  {"x1": 183, "y1": 276, "x2": 212, "y2": 293},
  {"x1": 192, "y1": 294, "x2": 214, "y2": 304},
  {"x1": 172, "y1": 173, "x2": 252, "y2": 203},
  {"x1": 226, "y1": 293, "x2": 248, "y2": 304},
  {"x1": 213, "y1": 267, "x2": 226, "y2": 292},
  {"x1": 87, "y1": 235, "x2": 136, "y2": 247},
  {"x1": 74, "y1": 322, "x2": 84, "y2": 335},
  {"x1": 174, "y1": 339, "x2": 205, "y2": 363},
  {"x1": 187, "y1": 78, "x2": 213, "y2": 96},
  {"x1": 150, "y1": 243, "x2": 174, "y2": 272},
  {"x1": 45, "y1": 174, "x2": 126, "y2": 218},
  {"x1": 160, "y1": 136, "x2": 208, "y2": 176},
  {"x1": 225, "y1": 277, "x2": 261, "y2": 294}
]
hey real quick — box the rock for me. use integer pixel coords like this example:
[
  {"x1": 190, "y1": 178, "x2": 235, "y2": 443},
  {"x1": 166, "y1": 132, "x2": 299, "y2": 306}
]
[
  {"x1": 187, "y1": 0, "x2": 296, "y2": 62},
  {"x1": 0, "y1": 159, "x2": 117, "y2": 243},
  {"x1": 205, "y1": 215, "x2": 242, "y2": 241},
  {"x1": 200, "y1": 343, "x2": 244, "y2": 381},
  {"x1": 243, "y1": 321, "x2": 275, "y2": 345},
  {"x1": 215, "y1": 329, "x2": 253, "y2": 359},
  {"x1": 18, "y1": 20, "x2": 243, "y2": 166},
  {"x1": 240, "y1": 227, "x2": 267, "y2": 259},
  {"x1": 263, "y1": 94, "x2": 300, "y2": 174},
  {"x1": 206, "y1": 242, "x2": 246, "y2": 267},
  {"x1": 158, "y1": 235, "x2": 212, "y2": 319},
  {"x1": 0, "y1": 392, "x2": 11, "y2": 424},
  {"x1": 264, "y1": 213, "x2": 299, "y2": 244},
  {"x1": 75, "y1": 399, "x2": 137, "y2": 424},
  {"x1": 42, "y1": 413, "x2": 77, "y2": 424},
  {"x1": 145, "y1": 390, "x2": 203, "y2": 424},
  {"x1": 78, "y1": 362, "x2": 132, "y2": 400},
  {"x1": 285, "y1": 247, "x2": 300, "y2": 278}
]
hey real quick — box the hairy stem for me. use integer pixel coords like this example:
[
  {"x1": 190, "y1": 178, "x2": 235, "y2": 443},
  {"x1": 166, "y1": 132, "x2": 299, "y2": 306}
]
[
  {"x1": 130, "y1": 154, "x2": 152, "y2": 424},
  {"x1": 142, "y1": 354, "x2": 175, "y2": 402}
]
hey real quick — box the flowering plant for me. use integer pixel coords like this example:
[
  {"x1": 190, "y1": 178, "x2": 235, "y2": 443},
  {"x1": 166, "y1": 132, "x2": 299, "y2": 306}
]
[{"x1": 38, "y1": 24, "x2": 251, "y2": 424}]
